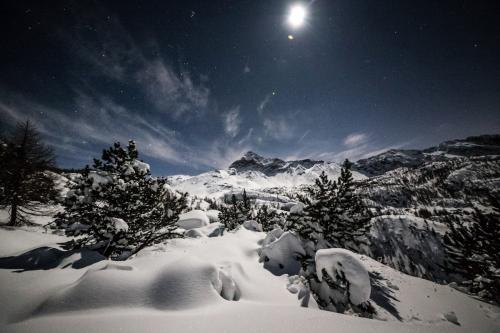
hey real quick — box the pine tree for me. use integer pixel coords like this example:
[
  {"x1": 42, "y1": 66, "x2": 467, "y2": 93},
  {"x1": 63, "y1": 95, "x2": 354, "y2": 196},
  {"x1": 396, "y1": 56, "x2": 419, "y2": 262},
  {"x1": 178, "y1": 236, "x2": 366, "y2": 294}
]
[
  {"x1": 218, "y1": 191, "x2": 253, "y2": 231},
  {"x1": 55, "y1": 140, "x2": 187, "y2": 259},
  {"x1": 444, "y1": 208, "x2": 500, "y2": 303},
  {"x1": 255, "y1": 205, "x2": 280, "y2": 232},
  {"x1": 287, "y1": 160, "x2": 371, "y2": 252},
  {"x1": 332, "y1": 159, "x2": 372, "y2": 251},
  {"x1": 0, "y1": 121, "x2": 57, "y2": 226},
  {"x1": 285, "y1": 161, "x2": 373, "y2": 313}
]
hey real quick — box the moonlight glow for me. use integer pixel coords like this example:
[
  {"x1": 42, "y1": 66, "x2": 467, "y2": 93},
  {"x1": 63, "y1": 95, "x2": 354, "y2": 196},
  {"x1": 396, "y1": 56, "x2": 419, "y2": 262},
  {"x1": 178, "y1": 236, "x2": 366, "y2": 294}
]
[{"x1": 288, "y1": 4, "x2": 306, "y2": 28}]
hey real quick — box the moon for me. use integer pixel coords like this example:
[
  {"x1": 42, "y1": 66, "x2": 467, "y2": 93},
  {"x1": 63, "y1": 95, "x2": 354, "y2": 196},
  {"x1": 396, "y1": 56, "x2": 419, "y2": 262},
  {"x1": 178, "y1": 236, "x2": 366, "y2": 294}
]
[{"x1": 288, "y1": 4, "x2": 306, "y2": 28}]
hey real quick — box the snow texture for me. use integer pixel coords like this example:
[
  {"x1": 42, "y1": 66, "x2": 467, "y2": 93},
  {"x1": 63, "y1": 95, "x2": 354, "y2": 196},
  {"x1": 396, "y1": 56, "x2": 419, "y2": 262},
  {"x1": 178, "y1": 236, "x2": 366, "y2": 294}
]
[
  {"x1": 260, "y1": 231, "x2": 305, "y2": 275},
  {"x1": 243, "y1": 220, "x2": 263, "y2": 232},
  {"x1": 315, "y1": 248, "x2": 371, "y2": 305},
  {"x1": 176, "y1": 210, "x2": 210, "y2": 230}
]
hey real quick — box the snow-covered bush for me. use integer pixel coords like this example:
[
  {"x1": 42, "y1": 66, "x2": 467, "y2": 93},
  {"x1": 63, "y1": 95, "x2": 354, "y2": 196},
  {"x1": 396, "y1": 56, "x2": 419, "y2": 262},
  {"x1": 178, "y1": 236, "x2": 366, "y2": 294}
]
[
  {"x1": 311, "y1": 249, "x2": 371, "y2": 312},
  {"x1": 259, "y1": 231, "x2": 305, "y2": 275},
  {"x1": 54, "y1": 141, "x2": 187, "y2": 259}
]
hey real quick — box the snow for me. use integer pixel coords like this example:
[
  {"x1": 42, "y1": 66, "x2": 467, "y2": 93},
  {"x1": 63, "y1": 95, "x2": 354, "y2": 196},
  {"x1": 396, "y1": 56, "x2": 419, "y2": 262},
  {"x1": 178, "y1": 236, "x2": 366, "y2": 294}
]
[
  {"x1": 88, "y1": 171, "x2": 111, "y2": 190},
  {"x1": 168, "y1": 162, "x2": 366, "y2": 200},
  {"x1": 315, "y1": 248, "x2": 371, "y2": 305},
  {"x1": 110, "y1": 217, "x2": 128, "y2": 232},
  {"x1": 176, "y1": 210, "x2": 210, "y2": 230},
  {"x1": 0, "y1": 226, "x2": 499, "y2": 332},
  {"x1": 290, "y1": 202, "x2": 305, "y2": 214},
  {"x1": 205, "y1": 209, "x2": 220, "y2": 222},
  {"x1": 259, "y1": 231, "x2": 305, "y2": 275},
  {"x1": 133, "y1": 160, "x2": 150, "y2": 174},
  {"x1": 242, "y1": 220, "x2": 263, "y2": 232}
]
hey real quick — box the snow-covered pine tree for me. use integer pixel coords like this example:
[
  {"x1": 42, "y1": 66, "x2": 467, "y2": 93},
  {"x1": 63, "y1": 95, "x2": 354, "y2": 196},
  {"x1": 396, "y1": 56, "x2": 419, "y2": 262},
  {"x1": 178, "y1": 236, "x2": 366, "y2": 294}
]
[
  {"x1": 288, "y1": 160, "x2": 371, "y2": 252},
  {"x1": 333, "y1": 159, "x2": 372, "y2": 251},
  {"x1": 285, "y1": 161, "x2": 373, "y2": 314},
  {"x1": 54, "y1": 140, "x2": 187, "y2": 259},
  {"x1": 255, "y1": 205, "x2": 281, "y2": 232},
  {"x1": 218, "y1": 190, "x2": 253, "y2": 231},
  {"x1": 219, "y1": 194, "x2": 240, "y2": 231},
  {"x1": 443, "y1": 207, "x2": 500, "y2": 303}
]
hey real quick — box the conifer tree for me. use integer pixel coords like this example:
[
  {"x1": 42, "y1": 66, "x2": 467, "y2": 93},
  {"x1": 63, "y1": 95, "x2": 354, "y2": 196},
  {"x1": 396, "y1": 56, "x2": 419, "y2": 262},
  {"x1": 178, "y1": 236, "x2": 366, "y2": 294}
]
[
  {"x1": 219, "y1": 194, "x2": 241, "y2": 231},
  {"x1": 255, "y1": 205, "x2": 279, "y2": 232},
  {"x1": 218, "y1": 190, "x2": 253, "y2": 231},
  {"x1": 287, "y1": 160, "x2": 371, "y2": 252},
  {"x1": 0, "y1": 121, "x2": 57, "y2": 226},
  {"x1": 444, "y1": 208, "x2": 500, "y2": 303},
  {"x1": 55, "y1": 140, "x2": 187, "y2": 259}
]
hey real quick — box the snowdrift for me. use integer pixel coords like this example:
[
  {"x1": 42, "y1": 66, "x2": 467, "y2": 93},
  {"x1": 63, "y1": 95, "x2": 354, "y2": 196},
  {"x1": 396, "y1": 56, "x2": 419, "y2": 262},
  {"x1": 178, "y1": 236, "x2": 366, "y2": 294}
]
[{"x1": 0, "y1": 225, "x2": 499, "y2": 333}]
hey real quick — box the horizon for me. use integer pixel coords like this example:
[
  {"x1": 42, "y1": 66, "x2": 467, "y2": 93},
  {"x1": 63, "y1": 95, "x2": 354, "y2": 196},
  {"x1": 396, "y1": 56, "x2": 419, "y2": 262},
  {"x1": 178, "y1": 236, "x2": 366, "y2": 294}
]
[{"x1": 1, "y1": 1, "x2": 499, "y2": 175}]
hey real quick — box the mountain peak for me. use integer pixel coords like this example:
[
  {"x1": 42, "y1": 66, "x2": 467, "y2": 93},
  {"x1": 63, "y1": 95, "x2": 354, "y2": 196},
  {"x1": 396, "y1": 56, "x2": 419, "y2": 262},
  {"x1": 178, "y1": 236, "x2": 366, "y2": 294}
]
[
  {"x1": 242, "y1": 151, "x2": 265, "y2": 161},
  {"x1": 229, "y1": 152, "x2": 323, "y2": 176}
]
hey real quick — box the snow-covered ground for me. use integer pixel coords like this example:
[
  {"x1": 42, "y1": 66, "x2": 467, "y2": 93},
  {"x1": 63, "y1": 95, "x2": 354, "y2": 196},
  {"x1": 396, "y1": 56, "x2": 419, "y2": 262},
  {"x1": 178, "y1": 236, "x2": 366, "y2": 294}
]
[{"x1": 1, "y1": 221, "x2": 498, "y2": 333}]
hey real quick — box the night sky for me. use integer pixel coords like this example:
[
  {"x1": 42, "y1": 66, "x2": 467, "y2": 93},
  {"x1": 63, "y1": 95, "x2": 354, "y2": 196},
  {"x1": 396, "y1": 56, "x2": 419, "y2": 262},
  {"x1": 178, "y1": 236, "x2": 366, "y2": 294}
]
[{"x1": 1, "y1": 0, "x2": 499, "y2": 175}]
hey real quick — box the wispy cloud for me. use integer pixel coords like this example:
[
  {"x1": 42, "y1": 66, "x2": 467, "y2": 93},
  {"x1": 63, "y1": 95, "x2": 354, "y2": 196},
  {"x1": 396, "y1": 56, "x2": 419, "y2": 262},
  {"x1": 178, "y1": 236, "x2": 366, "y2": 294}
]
[
  {"x1": 136, "y1": 60, "x2": 210, "y2": 118},
  {"x1": 263, "y1": 116, "x2": 295, "y2": 141},
  {"x1": 343, "y1": 132, "x2": 369, "y2": 146},
  {"x1": 319, "y1": 141, "x2": 413, "y2": 162},
  {"x1": 257, "y1": 94, "x2": 272, "y2": 114},
  {"x1": 64, "y1": 7, "x2": 210, "y2": 119},
  {"x1": 224, "y1": 106, "x2": 241, "y2": 138},
  {"x1": 298, "y1": 130, "x2": 310, "y2": 143},
  {"x1": 0, "y1": 90, "x2": 189, "y2": 166}
]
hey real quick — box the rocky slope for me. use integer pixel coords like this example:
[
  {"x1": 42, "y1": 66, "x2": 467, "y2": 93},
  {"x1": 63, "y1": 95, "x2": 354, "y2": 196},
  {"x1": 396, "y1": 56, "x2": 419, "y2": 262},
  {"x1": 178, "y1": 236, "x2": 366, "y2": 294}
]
[{"x1": 354, "y1": 134, "x2": 500, "y2": 176}]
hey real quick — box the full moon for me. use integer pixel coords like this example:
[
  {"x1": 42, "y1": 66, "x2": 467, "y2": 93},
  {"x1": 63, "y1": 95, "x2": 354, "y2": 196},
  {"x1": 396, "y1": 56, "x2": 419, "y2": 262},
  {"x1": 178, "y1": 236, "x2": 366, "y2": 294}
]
[{"x1": 288, "y1": 5, "x2": 306, "y2": 28}]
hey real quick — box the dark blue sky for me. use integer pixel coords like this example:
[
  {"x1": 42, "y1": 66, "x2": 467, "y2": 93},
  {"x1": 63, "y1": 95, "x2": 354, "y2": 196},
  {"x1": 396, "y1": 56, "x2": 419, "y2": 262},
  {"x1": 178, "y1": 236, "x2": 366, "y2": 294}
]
[{"x1": 1, "y1": 0, "x2": 499, "y2": 175}]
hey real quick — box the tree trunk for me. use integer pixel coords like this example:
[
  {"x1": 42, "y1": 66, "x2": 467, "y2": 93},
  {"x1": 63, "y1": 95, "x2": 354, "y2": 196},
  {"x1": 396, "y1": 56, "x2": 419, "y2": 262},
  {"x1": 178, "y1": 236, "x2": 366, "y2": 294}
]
[{"x1": 8, "y1": 196, "x2": 18, "y2": 226}]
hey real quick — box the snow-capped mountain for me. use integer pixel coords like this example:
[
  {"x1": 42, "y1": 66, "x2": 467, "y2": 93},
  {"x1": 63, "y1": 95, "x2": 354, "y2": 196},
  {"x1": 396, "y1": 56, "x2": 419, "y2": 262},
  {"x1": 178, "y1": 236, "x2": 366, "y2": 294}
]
[
  {"x1": 354, "y1": 134, "x2": 500, "y2": 176},
  {"x1": 168, "y1": 152, "x2": 366, "y2": 200},
  {"x1": 229, "y1": 151, "x2": 322, "y2": 176}
]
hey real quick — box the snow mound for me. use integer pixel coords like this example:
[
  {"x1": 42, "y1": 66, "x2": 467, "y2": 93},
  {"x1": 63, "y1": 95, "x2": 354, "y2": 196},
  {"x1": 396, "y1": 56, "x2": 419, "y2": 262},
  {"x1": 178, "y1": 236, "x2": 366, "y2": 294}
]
[
  {"x1": 315, "y1": 249, "x2": 371, "y2": 305},
  {"x1": 261, "y1": 227, "x2": 284, "y2": 247},
  {"x1": 177, "y1": 210, "x2": 210, "y2": 230},
  {"x1": 243, "y1": 220, "x2": 263, "y2": 232},
  {"x1": 290, "y1": 203, "x2": 305, "y2": 214},
  {"x1": 205, "y1": 209, "x2": 221, "y2": 222},
  {"x1": 110, "y1": 217, "x2": 128, "y2": 232},
  {"x1": 184, "y1": 222, "x2": 224, "y2": 238},
  {"x1": 33, "y1": 257, "x2": 237, "y2": 316},
  {"x1": 260, "y1": 231, "x2": 305, "y2": 275}
]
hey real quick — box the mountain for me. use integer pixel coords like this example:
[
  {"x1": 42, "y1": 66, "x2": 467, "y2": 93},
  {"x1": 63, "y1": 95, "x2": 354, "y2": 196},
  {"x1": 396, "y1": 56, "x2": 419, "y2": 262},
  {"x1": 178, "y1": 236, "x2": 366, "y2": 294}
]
[
  {"x1": 229, "y1": 151, "x2": 322, "y2": 176},
  {"x1": 168, "y1": 153, "x2": 365, "y2": 201},
  {"x1": 354, "y1": 134, "x2": 500, "y2": 176}
]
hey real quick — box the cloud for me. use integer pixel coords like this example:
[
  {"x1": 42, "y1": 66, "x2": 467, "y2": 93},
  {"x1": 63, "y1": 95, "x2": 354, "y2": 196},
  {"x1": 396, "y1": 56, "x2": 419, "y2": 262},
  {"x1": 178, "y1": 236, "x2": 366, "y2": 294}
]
[
  {"x1": 343, "y1": 132, "x2": 369, "y2": 146},
  {"x1": 298, "y1": 130, "x2": 310, "y2": 143},
  {"x1": 318, "y1": 141, "x2": 412, "y2": 162},
  {"x1": 0, "y1": 90, "x2": 189, "y2": 166},
  {"x1": 263, "y1": 117, "x2": 294, "y2": 141},
  {"x1": 63, "y1": 8, "x2": 210, "y2": 119},
  {"x1": 238, "y1": 128, "x2": 254, "y2": 145},
  {"x1": 224, "y1": 106, "x2": 241, "y2": 137},
  {"x1": 136, "y1": 60, "x2": 210, "y2": 118},
  {"x1": 257, "y1": 94, "x2": 271, "y2": 114}
]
